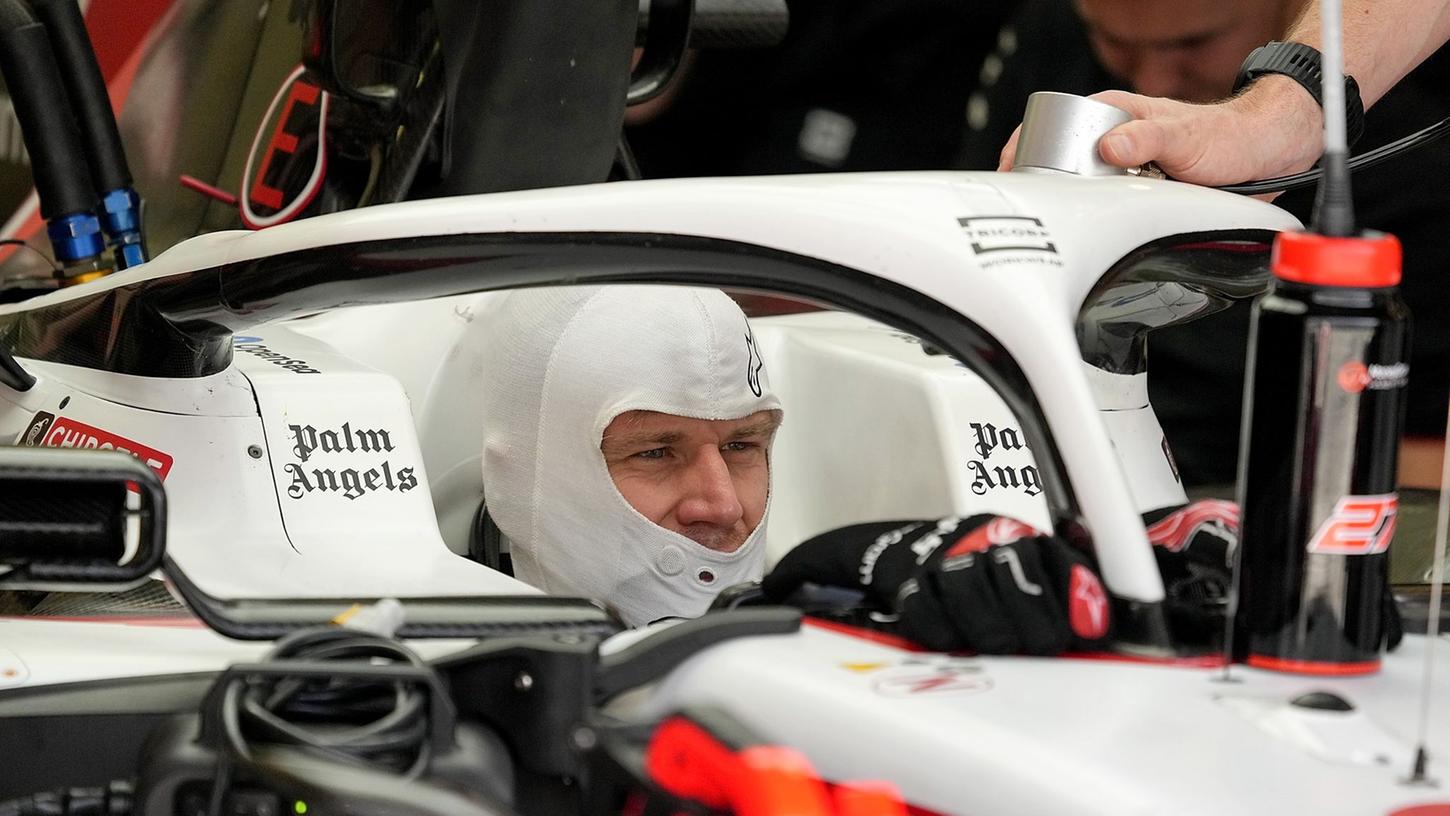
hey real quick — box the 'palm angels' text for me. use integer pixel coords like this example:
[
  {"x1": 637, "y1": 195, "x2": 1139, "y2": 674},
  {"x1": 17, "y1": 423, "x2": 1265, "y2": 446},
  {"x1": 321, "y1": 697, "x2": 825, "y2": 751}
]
[
  {"x1": 967, "y1": 421, "x2": 1042, "y2": 497},
  {"x1": 285, "y1": 422, "x2": 418, "y2": 500}
]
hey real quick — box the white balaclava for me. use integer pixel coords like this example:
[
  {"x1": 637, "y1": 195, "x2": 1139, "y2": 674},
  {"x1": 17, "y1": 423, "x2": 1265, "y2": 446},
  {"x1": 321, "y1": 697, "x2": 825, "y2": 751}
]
[{"x1": 479, "y1": 286, "x2": 781, "y2": 626}]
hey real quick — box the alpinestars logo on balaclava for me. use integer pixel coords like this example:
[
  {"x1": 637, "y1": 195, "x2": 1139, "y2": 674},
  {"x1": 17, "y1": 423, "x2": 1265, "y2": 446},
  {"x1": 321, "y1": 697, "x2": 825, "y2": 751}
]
[
  {"x1": 746, "y1": 324, "x2": 765, "y2": 398},
  {"x1": 478, "y1": 286, "x2": 783, "y2": 626}
]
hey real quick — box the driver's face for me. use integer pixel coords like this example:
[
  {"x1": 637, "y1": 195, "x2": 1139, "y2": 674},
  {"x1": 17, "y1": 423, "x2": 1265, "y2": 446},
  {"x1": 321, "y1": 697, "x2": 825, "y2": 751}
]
[
  {"x1": 1075, "y1": 0, "x2": 1297, "y2": 102},
  {"x1": 601, "y1": 409, "x2": 781, "y2": 553}
]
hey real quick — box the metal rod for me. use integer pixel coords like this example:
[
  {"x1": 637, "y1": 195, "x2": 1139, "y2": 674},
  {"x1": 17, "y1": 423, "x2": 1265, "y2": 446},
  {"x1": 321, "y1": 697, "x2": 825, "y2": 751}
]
[
  {"x1": 1320, "y1": 0, "x2": 1348, "y2": 158},
  {"x1": 1217, "y1": 535, "x2": 1240, "y2": 682}
]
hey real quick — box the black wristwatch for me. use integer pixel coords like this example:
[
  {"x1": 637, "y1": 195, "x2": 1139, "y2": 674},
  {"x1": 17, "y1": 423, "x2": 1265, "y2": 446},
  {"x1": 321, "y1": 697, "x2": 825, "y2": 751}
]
[{"x1": 1234, "y1": 41, "x2": 1365, "y2": 148}]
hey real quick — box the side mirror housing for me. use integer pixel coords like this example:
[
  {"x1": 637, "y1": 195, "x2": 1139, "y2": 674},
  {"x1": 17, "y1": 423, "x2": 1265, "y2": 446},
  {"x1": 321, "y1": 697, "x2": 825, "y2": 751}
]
[{"x1": 0, "y1": 447, "x2": 165, "y2": 591}]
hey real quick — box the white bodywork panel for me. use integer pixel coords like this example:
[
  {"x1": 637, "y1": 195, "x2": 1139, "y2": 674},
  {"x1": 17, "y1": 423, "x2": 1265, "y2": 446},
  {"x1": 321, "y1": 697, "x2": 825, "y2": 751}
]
[
  {"x1": 0, "y1": 329, "x2": 531, "y2": 599},
  {"x1": 4, "y1": 612, "x2": 1448, "y2": 816},
  {"x1": 624, "y1": 623, "x2": 1450, "y2": 815},
  {"x1": 284, "y1": 292, "x2": 511, "y2": 558},
  {"x1": 0, "y1": 618, "x2": 475, "y2": 689},
  {"x1": 750, "y1": 311, "x2": 1057, "y2": 559}
]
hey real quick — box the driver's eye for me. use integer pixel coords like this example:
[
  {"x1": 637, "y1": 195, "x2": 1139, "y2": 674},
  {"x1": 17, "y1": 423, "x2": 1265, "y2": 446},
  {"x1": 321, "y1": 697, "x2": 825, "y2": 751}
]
[{"x1": 634, "y1": 448, "x2": 668, "y2": 460}]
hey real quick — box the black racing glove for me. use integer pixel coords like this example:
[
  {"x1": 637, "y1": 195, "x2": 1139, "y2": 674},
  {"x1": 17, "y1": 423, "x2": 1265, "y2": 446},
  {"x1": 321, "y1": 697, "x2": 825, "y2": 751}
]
[
  {"x1": 1144, "y1": 499, "x2": 1403, "y2": 650},
  {"x1": 763, "y1": 514, "x2": 1112, "y2": 655},
  {"x1": 1143, "y1": 500, "x2": 1237, "y2": 644}
]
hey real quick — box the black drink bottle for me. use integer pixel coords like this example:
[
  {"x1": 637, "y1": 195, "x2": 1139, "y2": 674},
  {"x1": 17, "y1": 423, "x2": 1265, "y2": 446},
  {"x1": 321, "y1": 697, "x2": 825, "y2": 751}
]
[{"x1": 1235, "y1": 231, "x2": 1409, "y2": 675}]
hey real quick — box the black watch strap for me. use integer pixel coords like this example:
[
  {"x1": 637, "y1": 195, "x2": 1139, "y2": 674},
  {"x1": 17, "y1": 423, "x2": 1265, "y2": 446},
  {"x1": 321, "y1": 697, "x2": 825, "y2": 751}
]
[{"x1": 1234, "y1": 41, "x2": 1365, "y2": 148}]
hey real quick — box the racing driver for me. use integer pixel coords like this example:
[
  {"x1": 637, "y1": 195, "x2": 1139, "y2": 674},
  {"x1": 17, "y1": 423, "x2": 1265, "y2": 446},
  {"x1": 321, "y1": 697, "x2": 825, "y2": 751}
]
[{"x1": 477, "y1": 285, "x2": 783, "y2": 627}]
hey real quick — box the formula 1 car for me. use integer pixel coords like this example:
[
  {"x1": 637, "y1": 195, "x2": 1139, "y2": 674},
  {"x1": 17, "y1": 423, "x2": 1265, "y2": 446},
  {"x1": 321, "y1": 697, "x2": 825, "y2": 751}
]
[{"x1": 1, "y1": 2, "x2": 1448, "y2": 815}]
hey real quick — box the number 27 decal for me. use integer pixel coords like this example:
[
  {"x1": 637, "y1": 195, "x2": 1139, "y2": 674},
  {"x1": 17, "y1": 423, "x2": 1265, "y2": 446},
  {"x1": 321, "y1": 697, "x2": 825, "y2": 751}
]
[{"x1": 1307, "y1": 494, "x2": 1398, "y2": 556}]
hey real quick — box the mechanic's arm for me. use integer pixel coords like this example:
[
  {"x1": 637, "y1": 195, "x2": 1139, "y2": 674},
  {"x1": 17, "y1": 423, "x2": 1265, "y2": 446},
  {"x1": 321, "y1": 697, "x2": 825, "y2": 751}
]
[
  {"x1": 1311, "y1": 0, "x2": 1450, "y2": 105},
  {"x1": 998, "y1": 0, "x2": 1450, "y2": 185}
]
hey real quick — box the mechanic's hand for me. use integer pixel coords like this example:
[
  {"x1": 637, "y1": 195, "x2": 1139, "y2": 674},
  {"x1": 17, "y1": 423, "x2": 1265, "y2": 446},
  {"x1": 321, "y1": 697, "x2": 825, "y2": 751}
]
[
  {"x1": 762, "y1": 515, "x2": 1112, "y2": 655},
  {"x1": 997, "y1": 78, "x2": 1324, "y2": 188}
]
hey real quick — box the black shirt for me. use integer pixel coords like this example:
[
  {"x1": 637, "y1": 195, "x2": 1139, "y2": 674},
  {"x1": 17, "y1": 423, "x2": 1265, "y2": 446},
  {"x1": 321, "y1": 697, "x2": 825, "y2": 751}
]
[{"x1": 627, "y1": 0, "x2": 1020, "y2": 176}]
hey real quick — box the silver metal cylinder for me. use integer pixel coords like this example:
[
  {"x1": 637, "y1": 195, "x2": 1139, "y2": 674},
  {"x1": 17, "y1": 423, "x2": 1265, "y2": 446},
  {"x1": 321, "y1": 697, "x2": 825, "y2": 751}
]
[{"x1": 1012, "y1": 92, "x2": 1133, "y2": 177}]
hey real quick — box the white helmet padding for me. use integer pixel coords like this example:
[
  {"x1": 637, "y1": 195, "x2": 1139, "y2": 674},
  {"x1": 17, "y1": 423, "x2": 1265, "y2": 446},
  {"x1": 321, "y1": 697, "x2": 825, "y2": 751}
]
[{"x1": 479, "y1": 285, "x2": 782, "y2": 626}]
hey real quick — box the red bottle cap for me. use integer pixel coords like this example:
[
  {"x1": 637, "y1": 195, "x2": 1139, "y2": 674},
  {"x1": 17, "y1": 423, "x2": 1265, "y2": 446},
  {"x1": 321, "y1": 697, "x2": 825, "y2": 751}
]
[{"x1": 1271, "y1": 230, "x2": 1401, "y2": 288}]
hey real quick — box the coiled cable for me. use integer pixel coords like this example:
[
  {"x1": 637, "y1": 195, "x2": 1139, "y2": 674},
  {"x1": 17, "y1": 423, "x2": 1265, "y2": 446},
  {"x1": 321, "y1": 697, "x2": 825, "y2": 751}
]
[
  {"x1": 222, "y1": 628, "x2": 434, "y2": 777},
  {"x1": 206, "y1": 627, "x2": 438, "y2": 815}
]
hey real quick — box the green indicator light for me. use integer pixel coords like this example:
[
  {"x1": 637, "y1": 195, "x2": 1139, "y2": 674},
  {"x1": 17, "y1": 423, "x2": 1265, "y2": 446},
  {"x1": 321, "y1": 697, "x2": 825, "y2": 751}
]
[{"x1": 294, "y1": 801, "x2": 308, "y2": 815}]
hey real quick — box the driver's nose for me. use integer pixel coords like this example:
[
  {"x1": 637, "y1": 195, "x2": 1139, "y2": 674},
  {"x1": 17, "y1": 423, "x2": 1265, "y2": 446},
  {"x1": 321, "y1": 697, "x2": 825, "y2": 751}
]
[{"x1": 675, "y1": 447, "x2": 745, "y2": 531}]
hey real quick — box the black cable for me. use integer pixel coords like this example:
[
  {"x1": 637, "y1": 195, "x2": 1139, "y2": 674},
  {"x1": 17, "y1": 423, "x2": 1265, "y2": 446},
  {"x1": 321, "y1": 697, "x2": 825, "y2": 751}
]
[
  {"x1": 207, "y1": 627, "x2": 437, "y2": 815},
  {"x1": 0, "y1": 239, "x2": 62, "y2": 276},
  {"x1": 614, "y1": 134, "x2": 642, "y2": 181},
  {"x1": 236, "y1": 628, "x2": 432, "y2": 775},
  {"x1": 1218, "y1": 115, "x2": 1450, "y2": 195}
]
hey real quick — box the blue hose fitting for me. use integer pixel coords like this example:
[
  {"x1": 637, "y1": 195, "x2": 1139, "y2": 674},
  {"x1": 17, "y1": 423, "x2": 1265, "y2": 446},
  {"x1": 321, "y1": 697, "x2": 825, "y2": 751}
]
[
  {"x1": 45, "y1": 210, "x2": 103, "y2": 265},
  {"x1": 98, "y1": 186, "x2": 146, "y2": 269}
]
